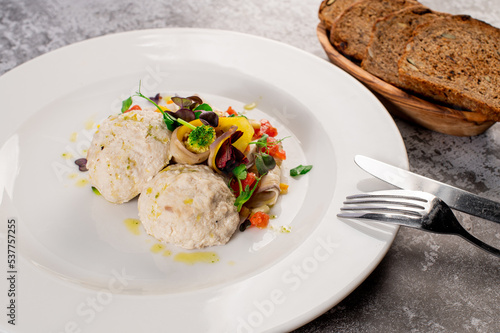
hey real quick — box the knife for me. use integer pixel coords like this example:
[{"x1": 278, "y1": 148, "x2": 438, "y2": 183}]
[{"x1": 355, "y1": 155, "x2": 500, "y2": 224}]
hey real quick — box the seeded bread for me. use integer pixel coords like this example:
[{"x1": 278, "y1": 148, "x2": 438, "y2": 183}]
[
  {"x1": 361, "y1": 6, "x2": 448, "y2": 87},
  {"x1": 398, "y1": 15, "x2": 500, "y2": 120},
  {"x1": 329, "y1": 0, "x2": 420, "y2": 62},
  {"x1": 318, "y1": 0, "x2": 359, "y2": 31}
]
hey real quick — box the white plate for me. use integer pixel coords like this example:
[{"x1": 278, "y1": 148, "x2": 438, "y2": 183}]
[{"x1": 0, "y1": 28, "x2": 407, "y2": 332}]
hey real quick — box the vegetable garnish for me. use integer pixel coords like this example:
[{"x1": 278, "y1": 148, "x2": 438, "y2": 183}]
[
  {"x1": 194, "y1": 102, "x2": 213, "y2": 112},
  {"x1": 254, "y1": 119, "x2": 278, "y2": 138},
  {"x1": 290, "y1": 164, "x2": 313, "y2": 177},
  {"x1": 121, "y1": 97, "x2": 133, "y2": 113},
  {"x1": 249, "y1": 133, "x2": 270, "y2": 149},
  {"x1": 131, "y1": 88, "x2": 177, "y2": 130},
  {"x1": 255, "y1": 152, "x2": 276, "y2": 175},
  {"x1": 232, "y1": 164, "x2": 247, "y2": 184},
  {"x1": 127, "y1": 105, "x2": 142, "y2": 112},
  {"x1": 126, "y1": 83, "x2": 218, "y2": 153},
  {"x1": 217, "y1": 117, "x2": 254, "y2": 152},
  {"x1": 150, "y1": 93, "x2": 162, "y2": 104},
  {"x1": 184, "y1": 123, "x2": 216, "y2": 154},
  {"x1": 226, "y1": 106, "x2": 238, "y2": 116},
  {"x1": 249, "y1": 134, "x2": 289, "y2": 159},
  {"x1": 249, "y1": 211, "x2": 270, "y2": 229},
  {"x1": 234, "y1": 176, "x2": 262, "y2": 212},
  {"x1": 126, "y1": 82, "x2": 219, "y2": 131},
  {"x1": 215, "y1": 131, "x2": 249, "y2": 174},
  {"x1": 231, "y1": 165, "x2": 258, "y2": 196},
  {"x1": 91, "y1": 186, "x2": 101, "y2": 196},
  {"x1": 169, "y1": 96, "x2": 218, "y2": 127},
  {"x1": 248, "y1": 133, "x2": 287, "y2": 174},
  {"x1": 231, "y1": 163, "x2": 262, "y2": 212}
]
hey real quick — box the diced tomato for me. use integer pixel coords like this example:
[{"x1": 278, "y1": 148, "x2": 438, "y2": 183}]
[
  {"x1": 259, "y1": 136, "x2": 286, "y2": 160},
  {"x1": 255, "y1": 119, "x2": 278, "y2": 138},
  {"x1": 242, "y1": 172, "x2": 257, "y2": 189},
  {"x1": 268, "y1": 142, "x2": 286, "y2": 160},
  {"x1": 226, "y1": 106, "x2": 238, "y2": 116},
  {"x1": 230, "y1": 172, "x2": 257, "y2": 196},
  {"x1": 124, "y1": 104, "x2": 142, "y2": 113},
  {"x1": 250, "y1": 211, "x2": 270, "y2": 229}
]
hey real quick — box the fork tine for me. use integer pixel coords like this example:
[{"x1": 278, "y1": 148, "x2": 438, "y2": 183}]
[
  {"x1": 338, "y1": 190, "x2": 431, "y2": 227},
  {"x1": 338, "y1": 190, "x2": 500, "y2": 257},
  {"x1": 343, "y1": 199, "x2": 426, "y2": 210},
  {"x1": 342, "y1": 191, "x2": 428, "y2": 217},
  {"x1": 345, "y1": 193, "x2": 428, "y2": 202},
  {"x1": 340, "y1": 205, "x2": 423, "y2": 218},
  {"x1": 337, "y1": 211, "x2": 421, "y2": 227}
]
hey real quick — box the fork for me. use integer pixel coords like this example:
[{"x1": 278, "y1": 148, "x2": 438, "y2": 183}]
[{"x1": 337, "y1": 190, "x2": 500, "y2": 258}]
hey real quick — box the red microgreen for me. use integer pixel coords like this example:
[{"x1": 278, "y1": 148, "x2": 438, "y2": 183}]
[
  {"x1": 150, "y1": 93, "x2": 161, "y2": 104},
  {"x1": 215, "y1": 131, "x2": 248, "y2": 174}
]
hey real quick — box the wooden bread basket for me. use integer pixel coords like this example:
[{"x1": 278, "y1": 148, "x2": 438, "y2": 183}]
[{"x1": 317, "y1": 22, "x2": 495, "y2": 136}]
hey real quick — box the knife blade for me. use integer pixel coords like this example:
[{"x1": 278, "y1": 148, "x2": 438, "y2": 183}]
[{"x1": 355, "y1": 155, "x2": 500, "y2": 224}]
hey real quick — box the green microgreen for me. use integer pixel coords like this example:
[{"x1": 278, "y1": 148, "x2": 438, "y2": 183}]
[
  {"x1": 232, "y1": 164, "x2": 248, "y2": 194},
  {"x1": 290, "y1": 164, "x2": 313, "y2": 177},
  {"x1": 121, "y1": 97, "x2": 133, "y2": 113},
  {"x1": 255, "y1": 153, "x2": 276, "y2": 176},
  {"x1": 249, "y1": 134, "x2": 290, "y2": 154},
  {"x1": 128, "y1": 82, "x2": 216, "y2": 153},
  {"x1": 232, "y1": 164, "x2": 248, "y2": 180},
  {"x1": 250, "y1": 134, "x2": 269, "y2": 148},
  {"x1": 234, "y1": 176, "x2": 262, "y2": 212},
  {"x1": 132, "y1": 84, "x2": 178, "y2": 131},
  {"x1": 194, "y1": 103, "x2": 213, "y2": 112}
]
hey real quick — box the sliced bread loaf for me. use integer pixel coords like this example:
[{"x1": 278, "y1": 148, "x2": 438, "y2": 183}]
[
  {"x1": 329, "y1": 0, "x2": 420, "y2": 62},
  {"x1": 361, "y1": 6, "x2": 448, "y2": 87},
  {"x1": 398, "y1": 15, "x2": 500, "y2": 120},
  {"x1": 318, "y1": 0, "x2": 359, "y2": 31}
]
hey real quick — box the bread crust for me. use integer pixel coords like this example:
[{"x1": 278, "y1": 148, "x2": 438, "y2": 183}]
[
  {"x1": 398, "y1": 15, "x2": 500, "y2": 120},
  {"x1": 318, "y1": 0, "x2": 359, "y2": 31},
  {"x1": 329, "y1": 0, "x2": 420, "y2": 62},
  {"x1": 361, "y1": 6, "x2": 447, "y2": 87}
]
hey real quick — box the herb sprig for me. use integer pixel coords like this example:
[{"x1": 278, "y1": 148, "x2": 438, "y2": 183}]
[{"x1": 232, "y1": 164, "x2": 262, "y2": 212}]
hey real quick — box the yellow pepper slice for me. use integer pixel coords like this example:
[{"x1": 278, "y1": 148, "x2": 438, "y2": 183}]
[
  {"x1": 176, "y1": 117, "x2": 255, "y2": 174},
  {"x1": 216, "y1": 116, "x2": 254, "y2": 152},
  {"x1": 175, "y1": 119, "x2": 204, "y2": 141},
  {"x1": 176, "y1": 117, "x2": 254, "y2": 152}
]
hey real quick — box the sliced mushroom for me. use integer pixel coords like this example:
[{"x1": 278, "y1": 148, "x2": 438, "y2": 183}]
[
  {"x1": 246, "y1": 165, "x2": 281, "y2": 208},
  {"x1": 244, "y1": 144, "x2": 258, "y2": 168}
]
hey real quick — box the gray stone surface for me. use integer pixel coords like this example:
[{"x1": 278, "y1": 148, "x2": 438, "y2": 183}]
[{"x1": 1, "y1": 0, "x2": 499, "y2": 332}]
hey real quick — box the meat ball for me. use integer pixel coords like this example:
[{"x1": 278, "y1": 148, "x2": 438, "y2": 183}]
[
  {"x1": 138, "y1": 164, "x2": 240, "y2": 249},
  {"x1": 86, "y1": 110, "x2": 171, "y2": 204}
]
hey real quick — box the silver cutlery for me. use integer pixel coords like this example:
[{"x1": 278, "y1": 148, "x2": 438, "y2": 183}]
[
  {"x1": 338, "y1": 189, "x2": 500, "y2": 258},
  {"x1": 355, "y1": 155, "x2": 500, "y2": 224}
]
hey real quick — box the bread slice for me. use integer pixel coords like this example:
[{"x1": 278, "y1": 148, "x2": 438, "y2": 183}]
[
  {"x1": 329, "y1": 0, "x2": 420, "y2": 62},
  {"x1": 398, "y1": 15, "x2": 500, "y2": 120},
  {"x1": 361, "y1": 6, "x2": 448, "y2": 87},
  {"x1": 318, "y1": 0, "x2": 359, "y2": 31}
]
